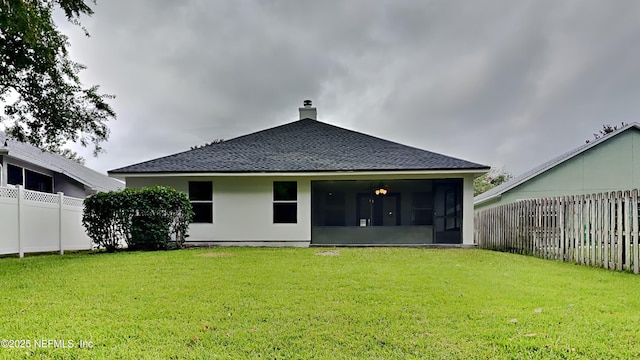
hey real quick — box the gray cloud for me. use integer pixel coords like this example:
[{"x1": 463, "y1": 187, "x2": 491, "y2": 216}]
[{"x1": 55, "y1": 0, "x2": 640, "y2": 176}]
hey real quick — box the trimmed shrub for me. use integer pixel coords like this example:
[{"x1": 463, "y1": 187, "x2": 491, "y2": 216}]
[{"x1": 83, "y1": 186, "x2": 194, "y2": 251}]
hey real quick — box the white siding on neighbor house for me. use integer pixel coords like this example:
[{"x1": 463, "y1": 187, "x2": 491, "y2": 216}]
[
  {"x1": 126, "y1": 172, "x2": 477, "y2": 246},
  {"x1": 53, "y1": 173, "x2": 87, "y2": 198}
]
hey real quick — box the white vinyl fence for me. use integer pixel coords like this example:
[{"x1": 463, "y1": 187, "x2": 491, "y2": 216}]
[{"x1": 0, "y1": 186, "x2": 91, "y2": 257}]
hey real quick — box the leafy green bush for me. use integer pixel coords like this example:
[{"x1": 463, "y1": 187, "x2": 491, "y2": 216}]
[
  {"x1": 83, "y1": 186, "x2": 193, "y2": 252},
  {"x1": 130, "y1": 215, "x2": 169, "y2": 251}
]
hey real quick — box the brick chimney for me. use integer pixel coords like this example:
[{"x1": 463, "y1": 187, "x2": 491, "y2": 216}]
[{"x1": 299, "y1": 100, "x2": 317, "y2": 120}]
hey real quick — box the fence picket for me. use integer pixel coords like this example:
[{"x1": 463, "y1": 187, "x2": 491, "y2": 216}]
[
  {"x1": 596, "y1": 193, "x2": 603, "y2": 268},
  {"x1": 568, "y1": 196, "x2": 575, "y2": 262},
  {"x1": 587, "y1": 194, "x2": 596, "y2": 266},
  {"x1": 632, "y1": 189, "x2": 639, "y2": 274},
  {"x1": 579, "y1": 196, "x2": 585, "y2": 265},
  {"x1": 617, "y1": 191, "x2": 624, "y2": 271},
  {"x1": 552, "y1": 198, "x2": 557, "y2": 260},
  {"x1": 625, "y1": 190, "x2": 631, "y2": 271},
  {"x1": 610, "y1": 191, "x2": 617, "y2": 270},
  {"x1": 602, "y1": 193, "x2": 611, "y2": 269},
  {"x1": 536, "y1": 198, "x2": 542, "y2": 258}
]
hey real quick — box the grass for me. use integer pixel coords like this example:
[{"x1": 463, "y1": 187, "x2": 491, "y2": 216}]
[{"x1": 1, "y1": 248, "x2": 640, "y2": 359}]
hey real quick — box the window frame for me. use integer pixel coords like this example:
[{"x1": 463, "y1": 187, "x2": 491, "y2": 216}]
[
  {"x1": 273, "y1": 181, "x2": 297, "y2": 224},
  {"x1": 7, "y1": 164, "x2": 54, "y2": 193},
  {"x1": 7, "y1": 164, "x2": 24, "y2": 187},
  {"x1": 24, "y1": 169, "x2": 53, "y2": 193},
  {"x1": 188, "y1": 181, "x2": 213, "y2": 224}
]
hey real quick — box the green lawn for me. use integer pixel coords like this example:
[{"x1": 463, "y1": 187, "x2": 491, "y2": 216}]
[{"x1": 1, "y1": 248, "x2": 640, "y2": 359}]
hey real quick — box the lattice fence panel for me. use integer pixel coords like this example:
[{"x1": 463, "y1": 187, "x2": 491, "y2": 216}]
[
  {"x1": 63, "y1": 197, "x2": 84, "y2": 207},
  {"x1": 0, "y1": 187, "x2": 18, "y2": 199},
  {"x1": 23, "y1": 190, "x2": 59, "y2": 204}
]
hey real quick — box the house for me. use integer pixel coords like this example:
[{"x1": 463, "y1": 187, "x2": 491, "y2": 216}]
[
  {"x1": 474, "y1": 122, "x2": 640, "y2": 210},
  {"x1": 0, "y1": 132, "x2": 124, "y2": 197},
  {"x1": 109, "y1": 101, "x2": 489, "y2": 247}
]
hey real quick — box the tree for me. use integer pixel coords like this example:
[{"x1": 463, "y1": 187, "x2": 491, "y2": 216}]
[
  {"x1": 51, "y1": 146, "x2": 85, "y2": 165},
  {"x1": 586, "y1": 122, "x2": 627, "y2": 143},
  {"x1": 474, "y1": 168, "x2": 512, "y2": 196},
  {"x1": 0, "y1": 0, "x2": 115, "y2": 156},
  {"x1": 190, "y1": 138, "x2": 224, "y2": 150}
]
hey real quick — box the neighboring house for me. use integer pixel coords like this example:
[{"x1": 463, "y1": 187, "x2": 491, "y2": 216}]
[
  {"x1": 109, "y1": 101, "x2": 489, "y2": 247},
  {"x1": 0, "y1": 132, "x2": 123, "y2": 198},
  {"x1": 475, "y1": 122, "x2": 640, "y2": 210}
]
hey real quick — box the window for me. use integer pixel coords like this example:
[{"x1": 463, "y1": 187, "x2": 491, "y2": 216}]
[
  {"x1": 25, "y1": 169, "x2": 53, "y2": 193},
  {"x1": 189, "y1": 181, "x2": 213, "y2": 223},
  {"x1": 273, "y1": 181, "x2": 297, "y2": 223},
  {"x1": 7, "y1": 164, "x2": 23, "y2": 186},
  {"x1": 7, "y1": 165, "x2": 53, "y2": 193}
]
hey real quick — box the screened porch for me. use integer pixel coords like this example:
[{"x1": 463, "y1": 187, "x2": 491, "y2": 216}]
[{"x1": 311, "y1": 179, "x2": 463, "y2": 245}]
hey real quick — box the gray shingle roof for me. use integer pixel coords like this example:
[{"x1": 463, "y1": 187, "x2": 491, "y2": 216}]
[
  {"x1": 110, "y1": 119, "x2": 489, "y2": 174},
  {"x1": 0, "y1": 132, "x2": 124, "y2": 193}
]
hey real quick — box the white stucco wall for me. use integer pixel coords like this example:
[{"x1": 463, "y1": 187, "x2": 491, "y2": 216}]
[
  {"x1": 462, "y1": 174, "x2": 475, "y2": 245},
  {"x1": 125, "y1": 172, "x2": 479, "y2": 247},
  {"x1": 127, "y1": 176, "x2": 311, "y2": 246}
]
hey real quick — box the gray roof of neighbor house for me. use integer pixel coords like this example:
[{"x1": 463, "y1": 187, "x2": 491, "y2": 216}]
[
  {"x1": 110, "y1": 119, "x2": 489, "y2": 174},
  {"x1": 0, "y1": 132, "x2": 124, "y2": 193},
  {"x1": 474, "y1": 122, "x2": 640, "y2": 206}
]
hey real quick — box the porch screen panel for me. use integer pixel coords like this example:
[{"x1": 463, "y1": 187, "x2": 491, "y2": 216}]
[
  {"x1": 412, "y1": 192, "x2": 433, "y2": 225},
  {"x1": 324, "y1": 192, "x2": 345, "y2": 226}
]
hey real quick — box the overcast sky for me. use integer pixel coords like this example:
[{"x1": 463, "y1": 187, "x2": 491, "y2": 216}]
[{"x1": 53, "y1": 0, "x2": 640, "y2": 176}]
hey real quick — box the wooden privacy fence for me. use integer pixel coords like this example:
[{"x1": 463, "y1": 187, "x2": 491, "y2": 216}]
[{"x1": 474, "y1": 190, "x2": 640, "y2": 273}]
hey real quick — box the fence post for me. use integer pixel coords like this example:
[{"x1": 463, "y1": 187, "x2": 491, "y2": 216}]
[
  {"x1": 17, "y1": 185, "x2": 24, "y2": 258},
  {"x1": 58, "y1": 192, "x2": 64, "y2": 255}
]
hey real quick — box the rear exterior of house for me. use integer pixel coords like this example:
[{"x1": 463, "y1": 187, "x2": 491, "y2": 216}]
[
  {"x1": 474, "y1": 123, "x2": 640, "y2": 210},
  {"x1": 111, "y1": 102, "x2": 488, "y2": 247}
]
